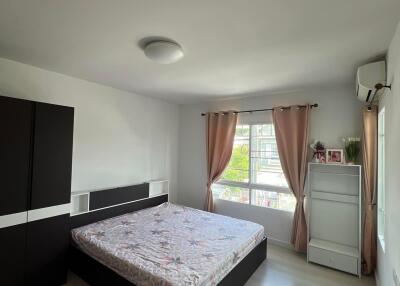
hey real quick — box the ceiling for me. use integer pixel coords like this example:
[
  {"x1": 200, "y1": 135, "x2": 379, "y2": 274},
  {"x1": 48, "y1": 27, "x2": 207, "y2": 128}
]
[{"x1": 0, "y1": 0, "x2": 399, "y2": 103}]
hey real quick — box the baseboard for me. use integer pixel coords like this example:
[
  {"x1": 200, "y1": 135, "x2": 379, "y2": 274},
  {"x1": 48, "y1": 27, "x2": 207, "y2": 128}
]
[
  {"x1": 267, "y1": 237, "x2": 293, "y2": 250},
  {"x1": 375, "y1": 270, "x2": 380, "y2": 286}
]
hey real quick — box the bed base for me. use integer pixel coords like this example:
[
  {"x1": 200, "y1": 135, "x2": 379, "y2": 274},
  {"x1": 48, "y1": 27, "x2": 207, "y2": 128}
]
[
  {"x1": 68, "y1": 183, "x2": 267, "y2": 285},
  {"x1": 219, "y1": 236, "x2": 267, "y2": 286},
  {"x1": 69, "y1": 236, "x2": 267, "y2": 286}
]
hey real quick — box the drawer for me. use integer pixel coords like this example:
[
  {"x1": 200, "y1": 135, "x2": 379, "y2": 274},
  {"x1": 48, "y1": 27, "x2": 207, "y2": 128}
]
[{"x1": 309, "y1": 246, "x2": 358, "y2": 275}]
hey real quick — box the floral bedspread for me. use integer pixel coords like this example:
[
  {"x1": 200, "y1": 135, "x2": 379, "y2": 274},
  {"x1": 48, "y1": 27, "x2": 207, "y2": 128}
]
[{"x1": 71, "y1": 202, "x2": 264, "y2": 286}]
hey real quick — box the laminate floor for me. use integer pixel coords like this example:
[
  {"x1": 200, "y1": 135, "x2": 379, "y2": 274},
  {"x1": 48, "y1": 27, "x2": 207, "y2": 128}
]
[
  {"x1": 245, "y1": 244, "x2": 375, "y2": 286},
  {"x1": 65, "y1": 244, "x2": 376, "y2": 286}
]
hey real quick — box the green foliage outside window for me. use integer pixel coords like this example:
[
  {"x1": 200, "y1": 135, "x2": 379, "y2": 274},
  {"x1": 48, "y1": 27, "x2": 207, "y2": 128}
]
[{"x1": 221, "y1": 144, "x2": 249, "y2": 182}]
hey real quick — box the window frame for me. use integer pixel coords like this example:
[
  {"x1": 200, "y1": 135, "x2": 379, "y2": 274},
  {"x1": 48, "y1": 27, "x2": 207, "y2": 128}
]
[
  {"x1": 216, "y1": 122, "x2": 293, "y2": 212},
  {"x1": 377, "y1": 107, "x2": 385, "y2": 252}
]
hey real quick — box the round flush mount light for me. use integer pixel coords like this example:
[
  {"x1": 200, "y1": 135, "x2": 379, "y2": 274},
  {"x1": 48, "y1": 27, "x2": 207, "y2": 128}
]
[{"x1": 143, "y1": 40, "x2": 184, "y2": 64}]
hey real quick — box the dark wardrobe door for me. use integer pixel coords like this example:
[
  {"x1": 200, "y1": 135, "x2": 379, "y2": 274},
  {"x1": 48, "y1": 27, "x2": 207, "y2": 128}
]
[
  {"x1": 26, "y1": 214, "x2": 70, "y2": 285},
  {"x1": 0, "y1": 96, "x2": 33, "y2": 215},
  {"x1": 31, "y1": 102, "x2": 74, "y2": 209},
  {"x1": 0, "y1": 224, "x2": 27, "y2": 286}
]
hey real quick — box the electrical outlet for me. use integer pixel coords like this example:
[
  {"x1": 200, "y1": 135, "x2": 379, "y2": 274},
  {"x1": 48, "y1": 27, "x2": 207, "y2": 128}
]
[{"x1": 393, "y1": 269, "x2": 400, "y2": 286}]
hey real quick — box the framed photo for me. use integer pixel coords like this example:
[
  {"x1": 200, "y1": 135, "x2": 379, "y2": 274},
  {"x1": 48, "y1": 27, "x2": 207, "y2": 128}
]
[{"x1": 326, "y1": 149, "x2": 344, "y2": 164}]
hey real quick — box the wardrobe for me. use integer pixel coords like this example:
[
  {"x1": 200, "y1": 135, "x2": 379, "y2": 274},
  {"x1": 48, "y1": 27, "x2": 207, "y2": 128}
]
[{"x1": 0, "y1": 95, "x2": 74, "y2": 285}]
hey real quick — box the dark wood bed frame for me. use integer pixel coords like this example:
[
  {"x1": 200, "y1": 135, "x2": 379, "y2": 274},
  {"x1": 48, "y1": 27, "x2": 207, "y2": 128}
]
[{"x1": 69, "y1": 183, "x2": 267, "y2": 286}]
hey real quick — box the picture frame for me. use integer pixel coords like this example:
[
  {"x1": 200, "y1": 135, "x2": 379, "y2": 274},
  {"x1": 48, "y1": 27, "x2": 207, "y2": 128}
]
[{"x1": 326, "y1": 149, "x2": 344, "y2": 164}]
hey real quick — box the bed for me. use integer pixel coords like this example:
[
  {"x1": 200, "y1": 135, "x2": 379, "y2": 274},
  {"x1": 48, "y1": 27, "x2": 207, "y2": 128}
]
[{"x1": 69, "y1": 183, "x2": 267, "y2": 286}]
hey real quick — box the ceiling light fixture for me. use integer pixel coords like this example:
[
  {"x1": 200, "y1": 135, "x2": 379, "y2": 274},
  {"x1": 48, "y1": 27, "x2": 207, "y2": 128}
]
[{"x1": 143, "y1": 40, "x2": 184, "y2": 64}]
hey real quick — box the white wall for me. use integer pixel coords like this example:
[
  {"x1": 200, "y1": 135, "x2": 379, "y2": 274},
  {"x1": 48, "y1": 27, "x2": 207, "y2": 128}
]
[
  {"x1": 377, "y1": 22, "x2": 400, "y2": 286},
  {"x1": 0, "y1": 58, "x2": 180, "y2": 202},
  {"x1": 177, "y1": 86, "x2": 363, "y2": 245}
]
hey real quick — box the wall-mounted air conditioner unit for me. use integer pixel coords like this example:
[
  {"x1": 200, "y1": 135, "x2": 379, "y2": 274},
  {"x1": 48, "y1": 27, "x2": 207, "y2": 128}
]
[{"x1": 356, "y1": 61, "x2": 386, "y2": 103}]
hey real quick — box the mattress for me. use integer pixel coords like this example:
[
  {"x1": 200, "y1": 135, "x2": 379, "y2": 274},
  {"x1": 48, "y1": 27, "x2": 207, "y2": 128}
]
[{"x1": 71, "y1": 202, "x2": 264, "y2": 286}]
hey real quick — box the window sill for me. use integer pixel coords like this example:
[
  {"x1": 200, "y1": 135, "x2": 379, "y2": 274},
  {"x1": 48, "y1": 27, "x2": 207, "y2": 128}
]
[
  {"x1": 214, "y1": 198, "x2": 295, "y2": 214},
  {"x1": 217, "y1": 180, "x2": 291, "y2": 194}
]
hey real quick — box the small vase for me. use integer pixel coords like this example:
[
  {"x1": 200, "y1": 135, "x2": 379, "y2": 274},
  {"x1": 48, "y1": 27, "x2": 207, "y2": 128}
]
[{"x1": 346, "y1": 157, "x2": 356, "y2": 165}]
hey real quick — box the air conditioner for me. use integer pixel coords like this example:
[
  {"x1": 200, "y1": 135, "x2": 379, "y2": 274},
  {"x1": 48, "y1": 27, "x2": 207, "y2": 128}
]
[{"x1": 356, "y1": 61, "x2": 386, "y2": 103}]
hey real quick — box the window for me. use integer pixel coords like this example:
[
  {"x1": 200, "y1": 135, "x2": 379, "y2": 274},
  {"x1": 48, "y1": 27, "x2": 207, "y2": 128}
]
[
  {"x1": 377, "y1": 108, "x2": 385, "y2": 251},
  {"x1": 213, "y1": 123, "x2": 295, "y2": 212}
]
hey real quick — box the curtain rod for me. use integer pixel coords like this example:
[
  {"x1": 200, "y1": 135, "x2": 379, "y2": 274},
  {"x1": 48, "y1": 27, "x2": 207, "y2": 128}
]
[{"x1": 201, "y1": 103, "x2": 318, "y2": 116}]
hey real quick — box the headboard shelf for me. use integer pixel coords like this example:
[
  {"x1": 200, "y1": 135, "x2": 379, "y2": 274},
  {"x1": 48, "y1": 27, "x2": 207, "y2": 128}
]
[
  {"x1": 70, "y1": 182, "x2": 169, "y2": 228},
  {"x1": 148, "y1": 179, "x2": 169, "y2": 197},
  {"x1": 89, "y1": 183, "x2": 149, "y2": 211},
  {"x1": 71, "y1": 192, "x2": 89, "y2": 216}
]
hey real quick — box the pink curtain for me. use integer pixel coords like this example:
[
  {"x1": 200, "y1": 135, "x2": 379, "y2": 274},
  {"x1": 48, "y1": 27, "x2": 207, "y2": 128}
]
[
  {"x1": 273, "y1": 105, "x2": 310, "y2": 252},
  {"x1": 205, "y1": 111, "x2": 238, "y2": 212},
  {"x1": 361, "y1": 106, "x2": 377, "y2": 274}
]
